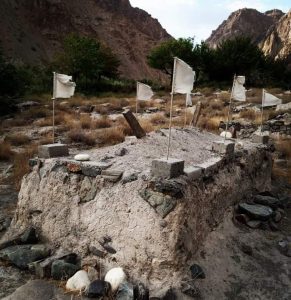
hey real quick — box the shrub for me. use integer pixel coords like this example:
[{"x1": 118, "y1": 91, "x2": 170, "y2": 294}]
[
  {"x1": 80, "y1": 114, "x2": 92, "y2": 129},
  {"x1": 96, "y1": 127, "x2": 124, "y2": 146},
  {"x1": 68, "y1": 129, "x2": 96, "y2": 146},
  {"x1": 92, "y1": 116, "x2": 112, "y2": 129},
  {"x1": 5, "y1": 134, "x2": 30, "y2": 146},
  {"x1": 0, "y1": 141, "x2": 14, "y2": 161},
  {"x1": 239, "y1": 109, "x2": 257, "y2": 121}
]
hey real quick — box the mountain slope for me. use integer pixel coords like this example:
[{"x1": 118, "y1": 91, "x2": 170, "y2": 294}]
[
  {"x1": 206, "y1": 8, "x2": 284, "y2": 49},
  {"x1": 0, "y1": 0, "x2": 171, "y2": 80}
]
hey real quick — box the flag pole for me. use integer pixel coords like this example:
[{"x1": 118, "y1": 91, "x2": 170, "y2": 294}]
[
  {"x1": 136, "y1": 82, "x2": 138, "y2": 114},
  {"x1": 166, "y1": 58, "x2": 177, "y2": 160},
  {"x1": 224, "y1": 74, "x2": 236, "y2": 142},
  {"x1": 260, "y1": 89, "x2": 265, "y2": 134},
  {"x1": 184, "y1": 97, "x2": 187, "y2": 128},
  {"x1": 52, "y1": 72, "x2": 57, "y2": 144}
]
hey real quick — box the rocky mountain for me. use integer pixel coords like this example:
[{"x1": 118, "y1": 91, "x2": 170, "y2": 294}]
[
  {"x1": 0, "y1": 0, "x2": 171, "y2": 80},
  {"x1": 206, "y1": 8, "x2": 284, "y2": 48},
  {"x1": 260, "y1": 10, "x2": 291, "y2": 62}
]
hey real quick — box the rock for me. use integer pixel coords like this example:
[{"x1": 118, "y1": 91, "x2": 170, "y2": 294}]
[
  {"x1": 238, "y1": 203, "x2": 273, "y2": 221},
  {"x1": 234, "y1": 214, "x2": 250, "y2": 225},
  {"x1": 87, "y1": 267, "x2": 99, "y2": 282},
  {"x1": 273, "y1": 211, "x2": 282, "y2": 223},
  {"x1": 0, "y1": 244, "x2": 50, "y2": 270},
  {"x1": 0, "y1": 217, "x2": 12, "y2": 232},
  {"x1": 121, "y1": 173, "x2": 138, "y2": 184},
  {"x1": 74, "y1": 154, "x2": 90, "y2": 161},
  {"x1": 190, "y1": 264, "x2": 205, "y2": 279},
  {"x1": 67, "y1": 162, "x2": 82, "y2": 173},
  {"x1": 1, "y1": 279, "x2": 72, "y2": 300},
  {"x1": 115, "y1": 148, "x2": 128, "y2": 156},
  {"x1": 278, "y1": 195, "x2": 291, "y2": 209},
  {"x1": 51, "y1": 260, "x2": 79, "y2": 280},
  {"x1": 89, "y1": 246, "x2": 106, "y2": 258},
  {"x1": 81, "y1": 161, "x2": 111, "y2": 177},
  {"x1": 104, "y1": 267, "x2": 126, "y2": 292},
  {"x1": 181, "y1": 281, "x2": 200, "y2": 298},
  {"x1": 102, "y1": 244, "x2": 117, "y2": 254},
  {"x1": 162, "y1": 288, "x2": 177, "y2": 299},
  {"x1": 85, "y1": 280, "x2": 111, "y2": 298},
  {"x1": 20, "y1": 227, "x2": 38, "y2": 244},
  {"x1": 246, "y1": 220, "x2": 262, "y2": 229},
  {"x1": 116, "y1": 282, "x2": 134, "y2": 300},
  {"x1": 133, "y1": 282, "x2": 149, "y2": 300},
  {"x1": 66, "y1": 270, "x2": 90, "y2": 292},
  {"x1": 101, "y1": 169, "x2": 123, "y2": 182},
  {"x1": 278, "y1": 240, "x2": 291, "y2": 257},
  {"x1": 269, "y1": 220, "x2": 279, "y2": 231},
  {"x1": 253, "y1": 195, "x2": 279, "y2": 209}
]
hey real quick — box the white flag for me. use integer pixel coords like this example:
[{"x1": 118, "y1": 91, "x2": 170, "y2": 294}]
[
  {"x1": 186, "y1": 93, "x2": 192, "y2": 106},
  {"x1": 232, "y1": 76, "x2": 246, "y2": 102},
  {"x1": 53, "y1": 72, "x2": 76, "y2": 99},
  {"x1": 173, "y1": 57, "x2": 195, "y2": 94},
  {"x1": 262, "y1": 90, "x2": 282, "y2": 107},
  {"x1": 137, "y1": 82, "x2": 154, "y2": 101}
]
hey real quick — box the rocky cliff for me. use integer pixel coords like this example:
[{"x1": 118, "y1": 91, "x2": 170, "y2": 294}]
[
  {"x1": 206, "y1": 8, "x2": 284, "y2": 48},
  {"x1": 0, "y1": 0, "x2": 171, "y2": 80}
]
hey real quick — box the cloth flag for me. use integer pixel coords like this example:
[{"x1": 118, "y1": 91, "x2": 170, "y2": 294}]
[
  {"x1": 173, "y1": 57, "x2": 195, "y2": 94},
  {"x1": 186, "y1": 93, "x2": 192, "y2": 106},
  {"x1": 232, "y1": 76, "x2": 246, "y2": 101},
  {"x1": 262, "y1": 90, "x2": 282, "y2": 107},
  {"x1": 53, "y1": 73, "x2": 76, "y2": 99},
  {"x1": 137, "y1": 82, "x2": 154, "y2": 101}
]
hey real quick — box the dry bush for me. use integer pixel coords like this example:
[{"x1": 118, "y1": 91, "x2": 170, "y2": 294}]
[
  {"x1": 92, "y1": 116, "x2": 112, "y2": 129},
  {"x1": 198, "y1": 116, "x2": 222, "y2": 132},
  {"x1": 268, "y1": 109, "x2": 291, "y2": 120},
  {"x1": 140, "y1": 119, "x2": 155, "y2": 133},
  {"x1": 239, "y1": 109, "x2": 257, "y2": 121},
  {"x1": 275, "y1": 138, "x2": 291, "y2": 159},
  {"x1": 115, "y1": 117, "x2": 133, "y2": 136},
  {"x1": 2, "y1": 118, "x2": 29, "y2": 128},
  {"x1": 0, "y1": 141, "x2": 14, "y2": 161},
  {"x1": 80, "y1": 114, "x2": 92, "y2": 129},
  {"x1": 210, "y1": 100, "x2": 224, "y2": 110},
  {"x1": 5, "y1": 134, "x2": 30, "y2": 146},
  {"x1": 96, "y1": 127, "x2": 125, "y2": 146},
  {"x1": 68, "y1": 129, "x2": 96, "y2": 146},
  {"x1": 149, "y1": 113, "x2": 167, "y2": 126},
  {"x1": 272, "y1": 165, "x2": 291, "y2": 184},
  {"x1": 12, "y1": 145, "x2": 38, "y2": 190},
  {"x1": 23, "y1": 107, "x2": 51, "y2": 119},
  {"x1": 63, "y1": 114, "x2": 81, "y2": 130}
]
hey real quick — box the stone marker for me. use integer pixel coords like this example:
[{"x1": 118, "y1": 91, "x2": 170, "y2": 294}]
[
  {"x1": 252, "y1": 134, "x2": 269, "y2": 144},
  {"x1": 212, "y1": 141, "x2": 235, "y2": 155},
  {"x1": 38, "y1": 144, "x2": 69, "y2": 159},
  {"x1": 122, "y1": 109, "x2": 146, "y2": 138},
  {"x1": 101, "y1": 169, "x2": 123, "y2": 182},
  {"x1": 184, "y1": 166, "x2": 203, "y2": 180},
  {"x1": 191, "y1": 101, "x2": 201, "y2": 126},
  {"x1": 239, "y1": 203, "x2": 273, "y2": 221},
  {"x1": 151, "y1": 158, "x2": 184, "y2": 179}
]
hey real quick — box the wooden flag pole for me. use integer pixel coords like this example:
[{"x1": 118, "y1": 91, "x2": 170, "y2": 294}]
[
  {"x1": 260, "y1": 89, "x2": 265, "y2": 133},
  {"x1": 166, "y1": 58, "x2": 177, "y2": 160},
  {"x1": 224, "y1": 74, "x2": 236, "y2": 142},
  {"x1": 136, "y1": 82, "x2": 138, "y2": 114},
  {"x1": 52, "y1": 72, "x2": 57, "y2": 144}
]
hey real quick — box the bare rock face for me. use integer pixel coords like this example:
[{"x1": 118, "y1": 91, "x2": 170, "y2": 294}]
[
  {"x1": 206, "y1": 8, "x2": 282, "y2": 48},
  {"x1": 0, "y1": 0, "x2": 171, "y2": 80},
  {"x1": 261, "y1": 11, "x2": 291, "y2": 65}
]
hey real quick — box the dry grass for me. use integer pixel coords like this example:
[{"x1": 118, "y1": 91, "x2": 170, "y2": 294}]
[
  {"x1": 80, "y1": 114, "x2": 92, "y2": 129},
  {"x1": 198, "y1": 116, "x2": 222, "y2": 132},
  {"x1": 239, "y1": 110, "x2": 257, "y2": 121},
  {"x1": 68, "y1": 129, "x2": 96, "y2": 146},
  {"x1": 96, "y1": 127, "x2": 125, "y2": 146},
  {"x1": 12, "y1": 145, "x2": 38, "y2": 190},
  {"x1": 5, "y1": 134, "x2": 30, "y2": 146},
  {"x1": 149, "y1": 113, "x2": 167, "y2": 126},
  {"x1": 0, "y1": 141, "x2": 14, "y2": 161},
  {"x1": 275, "y1": 138, "x2": 291, "y2": 159},
  {"x1": 92, "y1": 116, "x2": 112, "y2": 129},
  {"x1": 140, "y1": 119, "x2": 155, "y2": 133}
]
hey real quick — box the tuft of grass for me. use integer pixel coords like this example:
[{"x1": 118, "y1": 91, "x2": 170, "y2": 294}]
[
  {"x1": 149, "y1": 113, "x2": 167, "y2": 126},
  {"x1": 198, "y1": 116, "x2": 222, "y2": 132},
  {"x1": 0, "y1": 142, "x2": 14, "y2": 161},
  {"x1": 5, "y1": 134, "x2": 30, "y2": 146},
  {"x1": 275, "y1": 138, "x2": 291, "y2": 159},
  {"x1": 92, "y1": 116, "x2": 112, "y2": 129},
  {"x1": 80, "y1": 114, "x2": 92, "y2": 129},
  {"x1": 96, "y1": 127, "x2": 125, "y2": 146},
  {"x1": 239, "y1": 109, "x2": 257, "y2": 121},
  {"x1": 68, "y1": 129, "x2": 96, "y2": 146}
]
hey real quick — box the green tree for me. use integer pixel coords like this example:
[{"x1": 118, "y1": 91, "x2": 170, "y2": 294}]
[{"x1": 55, "y1": 34, "x2": 120, "y2": 83}]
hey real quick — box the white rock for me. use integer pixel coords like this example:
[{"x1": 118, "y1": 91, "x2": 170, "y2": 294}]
[
  {"x1": 104, "y1": 267, "x2": 126, "y2": 292},
  {"x1": 66, "y1": 270, "x2": 90, "y2": 292},
  {"x1": 74, "y1": 154, "x2": 90, "y2": 161},
  {"x1": 220, "y1": 131, "x2": 232, "y2": 138}
]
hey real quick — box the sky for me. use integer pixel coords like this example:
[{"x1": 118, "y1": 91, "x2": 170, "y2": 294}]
[{"x1": 129, "y1": 0, "x2": 290, "y2": 42}]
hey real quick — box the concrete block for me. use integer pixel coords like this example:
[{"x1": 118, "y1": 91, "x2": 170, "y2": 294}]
[
  {"x1": 38, "y1": 144, "x2": 69, "y2": 159},
  {"x1": 252, "y1": 134, "x2": 269, "y2": 144},
  {"x1": 212, "y1": 141, "x2": 235, "y2": 155},
  {"x1": 184, "y1": 166, "x2": 202, "y2": 180},
  {"x1": 151, "y1": 158, "x2": 184, "y2": 179},
  {"x1": 197, "y1": 157, "x2": 223, "y2": 177}
]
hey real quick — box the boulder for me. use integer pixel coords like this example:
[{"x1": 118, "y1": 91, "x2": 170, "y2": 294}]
[
  {"x1": 238, "y1": 203, "x2": 273, "y2": 221},
  {"x1": 116, "y1": 282, "x2": 134, "y2": 300},
  {"x1": 189, "y1": 264, "x2": 205, "y2": 279},
  {"x1": 51, "y1": 260, "x2": 79, "y2": 280},
  {"x1": 253, "y1": 195, "x2": 279, "y2": 209},
  {"x1": 85, "y1": 280, "x2": 111, "y2": 298},
  {"x1": 0, "y1": 244, "x2": 50, "y2": 270}
]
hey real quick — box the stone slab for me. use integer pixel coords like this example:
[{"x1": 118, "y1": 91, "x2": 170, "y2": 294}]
[
  {"x1": 101, "y1": 169, "x2": 123, "y2": 182},
  {"x1": 151, "y1": 158, "x2": 184, "y2": 179},
  {"x1": 184, "y1": 166, "x2": 202, "y2": 180},
  {"x1": 38, "y1": 144, "x2": 69, "y2": 159},
  {"x1": 252, "y1": 134, "x2": 269, "y2": 144},
  {"x1": 197, "y1": 157, "x2": 223, "y2": 177},
  {"x1": 212, "y1": 141, "x2": 235, "y2": 155}
]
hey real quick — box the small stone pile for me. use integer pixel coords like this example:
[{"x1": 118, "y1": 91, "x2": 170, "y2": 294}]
[{"x1": 234, "y1": 191, "x2": 290, "y2": 231}]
